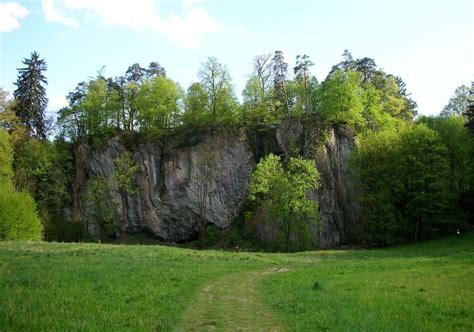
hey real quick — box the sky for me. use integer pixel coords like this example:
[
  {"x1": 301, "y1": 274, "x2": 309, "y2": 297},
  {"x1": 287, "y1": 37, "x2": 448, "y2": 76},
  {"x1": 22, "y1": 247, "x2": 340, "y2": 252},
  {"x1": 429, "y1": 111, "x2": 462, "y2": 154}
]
[{"x1": 0, "y1": 0, "x2": 473, "y2": 117}]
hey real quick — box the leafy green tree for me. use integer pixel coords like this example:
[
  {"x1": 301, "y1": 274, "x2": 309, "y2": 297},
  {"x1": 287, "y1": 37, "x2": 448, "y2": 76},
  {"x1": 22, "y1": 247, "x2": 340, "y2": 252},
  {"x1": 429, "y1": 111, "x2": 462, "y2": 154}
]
[
  {"x1": 249, "y1": 154, "x2": 320, "y2": 251},
  {"x1": 13, "y1": 52, "x2": 48, "y2": 138},
  {"x1": 463, "y1": 83, "x2": 474, "y2": 135},
  {"x1": 328, "y1": 51, "x2": 416, "y2": 121},
  {"x1": 0, "y1": 129, "x2": 42, "y2": 240},
  {"x1": 184, "y1": 82, "x2": 208, "y2": 127},
  {"x1": 198, "y1": 57, "x2": 238, "y2": 124},
  {"x1": 82, "y1": 78, "x2": 116, "y2": 141},
  {"x1": 0, "y1": 130, "x2": 14, "y2": 184},
  {"x1": 317, "y1": 69, "x2": 365, "y2": 128},
  {"x1": 419, "y1": 116, "x2": 472, "y2": 194},
  {"x1": 136, "y1": 77, "x2": 183, "y2": 134},
  {"x1": 0, "y1": 188, "x2": 43, "y2": 240},
  {"x1": 351, "y1": 124, "x2": 451, "y2": 244},
  {"x1": 420, "y1": 115, "x2": 474, "y2": 222},
  {"x1": 294, "y1": 54, "x2": 314, "y2": 113},
  {"x1": 13, "y1": 138, "x2": 71, "y2": 226},
  {"x1": 242, "y1": 76, "x2": 280, "y2": 127},
  {"x1": 113, "y1": 151, "x2": 140, "y2": 229},
  {"x1": 441, "y1": 85, "x2": 471, "y2": 117}
]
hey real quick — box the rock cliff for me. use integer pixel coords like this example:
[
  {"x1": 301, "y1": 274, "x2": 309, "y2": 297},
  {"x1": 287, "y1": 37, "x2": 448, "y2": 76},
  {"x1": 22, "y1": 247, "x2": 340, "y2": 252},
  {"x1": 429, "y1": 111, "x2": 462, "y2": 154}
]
[{"x1": 69, "y1": 123, "x2": 359, "y2": 247}]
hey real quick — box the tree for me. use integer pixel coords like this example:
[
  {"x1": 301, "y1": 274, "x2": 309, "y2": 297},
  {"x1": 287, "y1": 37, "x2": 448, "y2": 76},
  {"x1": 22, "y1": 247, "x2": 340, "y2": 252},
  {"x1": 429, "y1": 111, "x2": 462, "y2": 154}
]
[
  {"x1": 253, "y1": 53, "x2": 274, "y2": 100},
  {"x1": 464, "y1": 83, "x2": 474, "y2": 135},
  {"x1": 272, "y1": 51, "x2": 290, "y2": 115},
  {"x1": 355, "y1": 57, "x2": 377, "y2": 83},
  {"x1": 189, "y1": 147, "x2": 217, "y2": 247},
  {"x1": 350, "y1": 124, "x2": 451, "y2": 244},
  {"x1": 184, "y1": 82, "x2": 208, "y2": 126},
  {"x1": 146, "y1": 61, "x2": 166, "y2": 78},
  {"x1": 0, "y1": 87, "x2": 10, "y2": 114},
  {"x1": 113, "y1": 151, "x2": 140, "y2": 230},
  {"x1": 198, "y1": 57, "x2": 237, "y2": 123},
  {"x1": 0, "y1": 129, "x2": 14, "y2": 185},
  {"x1": 248, "y1": 154, "x2": 320, "y2": 251},
  {"x1": 317, "y1": 69, "x2": 365, "y2": 128},
  {"x1": 294, "y1": 54, "x2": 314, "y2": 113},
  {"x1": 13, "y1": 51, "x2": 48, "y2": 138},
  {"x1": 242, "y1": 76, "x2": 280, "y2": 127},
  {"x1": 419, "y1": 115, "x2": 472, "y2": 195},
  {"x1": 441, "y1": 85, "x2": 471, "y2": 117},
  {"x1": 0, "y1": 129, "x2": 42, "y2": 241},
  {"x1": 135, "y1": 77, "x2": 183, "y2": 134}
]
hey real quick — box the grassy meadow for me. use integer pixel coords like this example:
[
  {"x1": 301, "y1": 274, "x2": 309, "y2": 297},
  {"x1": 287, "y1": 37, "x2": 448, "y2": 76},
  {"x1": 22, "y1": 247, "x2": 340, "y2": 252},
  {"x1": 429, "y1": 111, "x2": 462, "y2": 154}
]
[{"x1": 0, "y1": 234, "x2": 473, "y2": 331}]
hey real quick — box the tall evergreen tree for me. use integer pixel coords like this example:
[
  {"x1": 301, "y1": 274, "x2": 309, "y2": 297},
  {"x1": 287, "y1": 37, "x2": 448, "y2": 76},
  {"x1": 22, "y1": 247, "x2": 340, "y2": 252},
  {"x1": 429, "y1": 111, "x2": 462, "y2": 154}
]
[
  {"x1": 272, "y1": 50, "x2": 290, "y2": 115},
  {"x1": 13, "y1": 51, "x2": 48, "y2": 138},
  {"x1": 463, "y1": 82, "x2": 474, "y2": 135}
]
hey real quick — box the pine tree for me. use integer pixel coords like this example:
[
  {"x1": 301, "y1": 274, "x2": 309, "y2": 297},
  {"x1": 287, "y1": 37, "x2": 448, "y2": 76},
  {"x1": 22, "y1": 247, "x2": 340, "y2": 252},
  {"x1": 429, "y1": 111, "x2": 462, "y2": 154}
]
[
  {"x1": 13, "y1": 51, "x2": 48, "y2": 138},
  {"x1": 463, "y1": 82, "x2": 474, "y2": 135}
]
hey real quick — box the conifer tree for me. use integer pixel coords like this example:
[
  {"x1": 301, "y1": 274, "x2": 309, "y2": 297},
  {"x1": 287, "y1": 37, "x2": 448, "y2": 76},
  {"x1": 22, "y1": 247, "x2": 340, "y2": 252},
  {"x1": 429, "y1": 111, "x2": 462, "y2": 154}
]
[{"x1": 13, "y1": 51, "x2": 48, "y2": 138}]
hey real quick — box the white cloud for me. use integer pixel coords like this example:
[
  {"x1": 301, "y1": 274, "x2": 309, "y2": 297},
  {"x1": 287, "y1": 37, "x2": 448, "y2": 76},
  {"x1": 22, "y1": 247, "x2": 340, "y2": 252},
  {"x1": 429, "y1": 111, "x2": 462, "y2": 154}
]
[
  {"x1": 42, "y1": 0, "x2": 78, "y2": 27},
  {"x1": 41, "y1": 0, "x2": 221, "y2": 48},
  {"x1": 167, "y1": 8, "x2": 222, "y2": 49},
  {"x1": 0, "y1": 2, "x2": 29, "y2": 33}
]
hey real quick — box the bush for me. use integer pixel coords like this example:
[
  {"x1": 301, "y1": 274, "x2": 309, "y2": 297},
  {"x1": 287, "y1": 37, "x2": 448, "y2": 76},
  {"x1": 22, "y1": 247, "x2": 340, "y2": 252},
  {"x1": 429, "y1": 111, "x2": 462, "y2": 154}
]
[{"x1": 0, "y1": 183, "x2": 43, "y2": 241}]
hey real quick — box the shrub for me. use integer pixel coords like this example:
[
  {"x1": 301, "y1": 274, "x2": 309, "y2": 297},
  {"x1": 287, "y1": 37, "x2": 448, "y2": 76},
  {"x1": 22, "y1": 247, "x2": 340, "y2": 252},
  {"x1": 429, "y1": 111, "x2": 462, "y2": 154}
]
[{"x1": 0, "y1": 183, "x2": 43, "y2": 241}]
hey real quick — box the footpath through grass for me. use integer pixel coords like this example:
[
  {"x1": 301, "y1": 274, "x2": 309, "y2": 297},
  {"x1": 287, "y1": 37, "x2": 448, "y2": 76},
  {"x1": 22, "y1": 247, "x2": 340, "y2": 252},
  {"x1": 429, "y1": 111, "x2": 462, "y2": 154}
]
[{"x1": 0, "y1": 234, "x2": 473, "y2": 331}]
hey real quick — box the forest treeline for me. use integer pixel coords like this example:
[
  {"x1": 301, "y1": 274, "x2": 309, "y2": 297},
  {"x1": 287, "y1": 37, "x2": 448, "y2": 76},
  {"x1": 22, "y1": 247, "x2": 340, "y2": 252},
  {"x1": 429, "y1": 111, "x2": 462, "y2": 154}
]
[{"x1": 0, "y1": 50, "x2": 473, "y2": 247}]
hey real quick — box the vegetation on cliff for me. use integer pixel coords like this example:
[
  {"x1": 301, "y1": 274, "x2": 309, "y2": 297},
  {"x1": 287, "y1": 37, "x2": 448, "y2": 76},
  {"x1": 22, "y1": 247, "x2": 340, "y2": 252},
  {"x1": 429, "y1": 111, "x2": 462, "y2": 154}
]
[{"x1": 0, "y1": 50, "x2": 473, "y2": 246}]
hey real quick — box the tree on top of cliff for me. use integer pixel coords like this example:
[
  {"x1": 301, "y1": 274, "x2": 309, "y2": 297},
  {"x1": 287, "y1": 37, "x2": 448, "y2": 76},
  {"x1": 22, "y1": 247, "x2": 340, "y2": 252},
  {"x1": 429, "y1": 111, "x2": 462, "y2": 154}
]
[{"x1": 198, "y1": 57, "x2": 238, "y2": 125}]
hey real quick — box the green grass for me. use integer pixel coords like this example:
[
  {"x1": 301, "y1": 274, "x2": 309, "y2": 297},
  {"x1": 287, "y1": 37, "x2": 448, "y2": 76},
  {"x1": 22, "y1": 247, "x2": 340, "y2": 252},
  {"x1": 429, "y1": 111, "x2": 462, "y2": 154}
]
[
  {"x1": 0, "y1": 234, "x2": 473, "y2": 331},
  {"x1": 260, "y1": 234, "x2": 474, "y2": 331}
]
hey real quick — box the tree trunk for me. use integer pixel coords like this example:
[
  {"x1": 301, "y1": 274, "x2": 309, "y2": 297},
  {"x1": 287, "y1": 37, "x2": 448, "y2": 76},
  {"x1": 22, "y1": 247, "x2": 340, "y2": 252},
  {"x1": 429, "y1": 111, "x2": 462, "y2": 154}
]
[{"x1": 414, "y1": 217, "x2": 420, "y2": 241}]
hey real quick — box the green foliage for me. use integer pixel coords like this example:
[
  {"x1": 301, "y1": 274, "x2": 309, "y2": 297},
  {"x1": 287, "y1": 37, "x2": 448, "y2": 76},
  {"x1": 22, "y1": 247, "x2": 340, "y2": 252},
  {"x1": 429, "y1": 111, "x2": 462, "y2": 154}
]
[
  {"x1": 0, "y1": 130, "x2": 14, "y2": 184},
  {"x1": 13, "y1": 138, "x2": 71, "y2": 222},
  {"x1": 13, "y1": 51, "x2": 48, "y2": 138},
  {"x1": 184, "y1": 82, "x2": 209, "y2": 127},
  {"x1": 113, "y1": 151, "x2": 139, "y2": 195},
  {"x1": 0, "y1": 184, "x2": 43, "y2": 241},
  {"x1": 136, "y1": 77, "x2": 183, "y2": 135},
  {"x1": 249, "y1": 154, "x2": 320, "y2": 251},
  {"x1": 84, "y1": 178, "x2": 116, "y2": 237},
  {"x1": 0, "y1": 130, "x2": 42, "y2": 241},
  {"x1": 464, "y1": 83, "x2": 474, "y2": 136},
  {"x1": 441, "y1": 84, "x2": 471, "y2": 117},
  {"x1": 351, "y1": 124, "x2": 452, "y2": 244},
  {"x1": 419, "y1": 115, "x2": 474, "y2": 222},
  {"x1": 198, "y1": 57, "x2": 239, "y2": 125},
  {"x1": 317, "y1": 70, "x2": 365, "y2": 129},
  {"x1": 242, "y1": 76, "x2": 282, "y2": 127}
]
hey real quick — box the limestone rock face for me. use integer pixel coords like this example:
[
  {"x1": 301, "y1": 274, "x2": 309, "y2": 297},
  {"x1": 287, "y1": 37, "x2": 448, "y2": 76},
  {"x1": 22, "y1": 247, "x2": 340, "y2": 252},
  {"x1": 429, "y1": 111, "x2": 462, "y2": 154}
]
[
  {"x1": 71, "y1": 123, "x2": 359, "y2": 247},
  {"x1": 73, "y1": 129, "x2": 254, "y2": 241},
  {"x1": 310, "y1": 126, "x2": 359, "y2": 247}
]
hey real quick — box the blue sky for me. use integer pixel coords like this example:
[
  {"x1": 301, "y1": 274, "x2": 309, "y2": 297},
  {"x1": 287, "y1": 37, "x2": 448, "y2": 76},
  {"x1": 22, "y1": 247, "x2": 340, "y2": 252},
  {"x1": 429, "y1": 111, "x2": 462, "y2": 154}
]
[{"x1": 1, "y1": 0, "x2": 473, "y2": 117}]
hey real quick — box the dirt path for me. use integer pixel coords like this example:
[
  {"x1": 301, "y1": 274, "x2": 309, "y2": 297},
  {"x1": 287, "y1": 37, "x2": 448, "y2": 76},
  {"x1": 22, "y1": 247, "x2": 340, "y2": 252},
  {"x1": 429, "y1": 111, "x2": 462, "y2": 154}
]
[{"x1": 180, "y1": 268, "x2": 289, "y2": 331}]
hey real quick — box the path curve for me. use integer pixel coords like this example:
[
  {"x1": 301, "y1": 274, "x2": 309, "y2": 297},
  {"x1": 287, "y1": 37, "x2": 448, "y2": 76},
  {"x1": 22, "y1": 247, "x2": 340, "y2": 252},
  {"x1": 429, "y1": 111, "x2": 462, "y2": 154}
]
[{"x1": 180, "y1": 268, "x2": 289, "y2": 331}]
